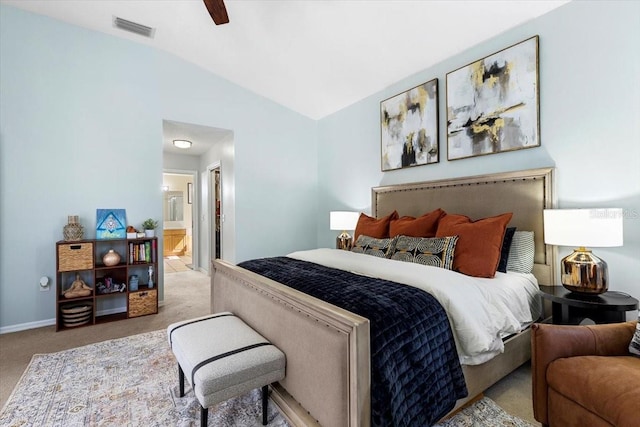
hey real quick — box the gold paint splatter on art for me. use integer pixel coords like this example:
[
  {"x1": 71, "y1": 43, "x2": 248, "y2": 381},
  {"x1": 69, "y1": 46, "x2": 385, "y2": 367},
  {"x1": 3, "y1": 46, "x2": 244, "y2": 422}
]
[
  {"x1": 410, "y1": 86, "x2": 429, "y2": 115},
  {"x1": 398, "y1": 101, "x2": 407, "y2": 122},
  {"x1": 485, "y1": 75, "x2": 499, "y2": 88},
  {"x1": 471, "y1": 61, "x2": 484, "y2": 88},
  {"x1": 472, "y1": 118, "x2": 505, "y2": 142}
]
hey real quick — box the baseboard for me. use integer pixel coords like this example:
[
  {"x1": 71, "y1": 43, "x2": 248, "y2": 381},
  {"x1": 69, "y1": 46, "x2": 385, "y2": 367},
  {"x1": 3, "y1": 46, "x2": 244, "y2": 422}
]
[
  {"x1": 0, "y1": 318, "x2": 55, "y2": 334},
  {"x1": 0, "y1": 302, "x2": 166, "y2": 335}
]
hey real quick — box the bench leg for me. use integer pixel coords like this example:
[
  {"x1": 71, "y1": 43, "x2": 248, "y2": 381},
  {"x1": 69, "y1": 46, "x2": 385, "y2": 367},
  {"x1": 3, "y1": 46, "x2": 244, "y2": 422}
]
[
  {"x1": 262, "y1": 385, "x2": 268, "y2": 425},
  {"x1": 200, "y1": 404, "x2": 208, "y2": 427},
  {"x1": 178, "y1": 365, "x2": 185, "y2": 397}
]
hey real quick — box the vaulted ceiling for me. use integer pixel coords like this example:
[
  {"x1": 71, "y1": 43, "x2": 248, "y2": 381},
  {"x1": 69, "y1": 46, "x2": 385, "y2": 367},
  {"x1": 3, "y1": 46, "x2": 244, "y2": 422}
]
[{"x1": 2, "y1": 0, "x2": 569, "y2": 119}]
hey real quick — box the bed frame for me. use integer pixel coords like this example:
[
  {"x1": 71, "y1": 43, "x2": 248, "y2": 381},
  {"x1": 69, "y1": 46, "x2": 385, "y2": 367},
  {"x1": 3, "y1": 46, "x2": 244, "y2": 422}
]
[{"x1": 211, "y1": 167, "x2": 556, "y2": 427}]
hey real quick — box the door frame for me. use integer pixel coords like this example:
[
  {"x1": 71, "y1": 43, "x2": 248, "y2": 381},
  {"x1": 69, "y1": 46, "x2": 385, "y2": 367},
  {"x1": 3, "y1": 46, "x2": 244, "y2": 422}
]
[{"x1": 207, "y1": 162, "x2": 221, "y2": 267}]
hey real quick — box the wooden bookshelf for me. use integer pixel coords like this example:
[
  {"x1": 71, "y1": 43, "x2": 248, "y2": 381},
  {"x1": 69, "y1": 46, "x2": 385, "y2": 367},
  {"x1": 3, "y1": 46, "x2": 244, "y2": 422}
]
[{"x1": 55, "y1": 237, "x2": 158, "y2": 331}]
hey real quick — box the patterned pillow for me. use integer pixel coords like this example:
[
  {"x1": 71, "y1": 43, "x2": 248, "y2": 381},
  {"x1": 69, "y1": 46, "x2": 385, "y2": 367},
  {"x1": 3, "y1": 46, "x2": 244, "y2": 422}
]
[
  {"x1": 351, "y1": 235, "x2": 397, "y2": 258},
  {"x1": 506, "y1": 231, "x2": 535, "y2": 273},
  {"x1": 388, "y1": 235, "x2": 458, "y2": 270},
  {"x1": 630, "y1": 317, "x2": 640, "y2": 357}
]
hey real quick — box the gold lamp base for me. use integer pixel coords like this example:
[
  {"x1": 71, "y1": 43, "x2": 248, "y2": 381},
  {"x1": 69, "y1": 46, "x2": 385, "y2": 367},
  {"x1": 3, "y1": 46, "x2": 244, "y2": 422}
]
[
  {"x1": 560, "y1": 247, "x2": 608, "y2": 294},
  {"x1": 336, "y1": 231, "x2": 353, "y2": 251}
]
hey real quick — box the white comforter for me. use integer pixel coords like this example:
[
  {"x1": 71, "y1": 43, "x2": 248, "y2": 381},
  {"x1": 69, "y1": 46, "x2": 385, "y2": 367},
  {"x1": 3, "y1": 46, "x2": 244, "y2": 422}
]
[{"x1": 287, "y1": 248, "x2": 542, "y2": 365}]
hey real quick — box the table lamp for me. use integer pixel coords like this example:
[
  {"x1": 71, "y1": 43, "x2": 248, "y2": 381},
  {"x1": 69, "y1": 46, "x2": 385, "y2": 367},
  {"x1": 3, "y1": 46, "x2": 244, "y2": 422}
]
[
  {"x1": 330, "y1": 211, "x2": 360, "y2": 250},
  {"x1": 543, "y1": 208, "x2": 623, "y2": 294}
]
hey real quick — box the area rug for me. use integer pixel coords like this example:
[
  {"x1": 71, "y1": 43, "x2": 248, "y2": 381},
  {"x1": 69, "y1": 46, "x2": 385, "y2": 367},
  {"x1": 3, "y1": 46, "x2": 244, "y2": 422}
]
[
  {"x1": 0, "y1": 330, "x2": 534, "y2": 426},
  {"x1": 434, "y1": 397, "x2": 535, "y2": 427}
]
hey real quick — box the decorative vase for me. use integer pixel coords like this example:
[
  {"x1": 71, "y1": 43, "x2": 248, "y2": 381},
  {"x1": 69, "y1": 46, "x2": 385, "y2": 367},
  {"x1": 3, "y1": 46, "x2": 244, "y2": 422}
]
[
  {"x1": 102, "y1": 249, "x2": 121, "y2": 266},
  {"x1": 63, "y1": 215, "x2": 84, "y2": 241}
]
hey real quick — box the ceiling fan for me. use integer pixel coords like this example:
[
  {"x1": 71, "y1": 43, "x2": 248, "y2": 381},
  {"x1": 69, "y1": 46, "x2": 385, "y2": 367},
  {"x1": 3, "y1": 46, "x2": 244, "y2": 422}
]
[{"x1": 203, "y1": 0, "x2": 230, "y2": 25}]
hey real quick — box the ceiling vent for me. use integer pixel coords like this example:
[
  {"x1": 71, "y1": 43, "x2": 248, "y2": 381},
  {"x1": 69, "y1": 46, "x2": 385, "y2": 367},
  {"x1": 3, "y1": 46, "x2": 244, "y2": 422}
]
[{"x1": 113, "y1": 16, "x2": 155, "y2": 38}]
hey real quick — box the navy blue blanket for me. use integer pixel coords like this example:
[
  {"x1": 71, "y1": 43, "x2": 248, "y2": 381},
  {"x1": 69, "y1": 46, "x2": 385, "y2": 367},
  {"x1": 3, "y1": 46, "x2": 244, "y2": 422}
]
[{"x1": 238, "y1": 257, "x2": 468, "y2": 427}]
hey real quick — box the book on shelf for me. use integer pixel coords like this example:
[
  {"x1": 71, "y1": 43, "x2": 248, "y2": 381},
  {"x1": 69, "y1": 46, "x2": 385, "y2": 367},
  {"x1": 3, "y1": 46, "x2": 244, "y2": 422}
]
[{"x1": 128, "y1": 240, "x2": 154, "y2": 263}]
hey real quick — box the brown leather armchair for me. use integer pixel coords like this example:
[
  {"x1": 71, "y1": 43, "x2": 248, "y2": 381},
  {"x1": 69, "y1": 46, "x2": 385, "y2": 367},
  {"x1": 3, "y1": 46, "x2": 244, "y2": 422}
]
[{"x1": 531, "y1": 321, "x2": 639, "y2": 427}]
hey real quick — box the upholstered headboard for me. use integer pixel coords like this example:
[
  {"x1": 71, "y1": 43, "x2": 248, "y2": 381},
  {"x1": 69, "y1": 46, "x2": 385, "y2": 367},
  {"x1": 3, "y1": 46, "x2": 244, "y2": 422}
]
[{"x1": 372, "y1": 168, "x2": 556, "y2": 285}]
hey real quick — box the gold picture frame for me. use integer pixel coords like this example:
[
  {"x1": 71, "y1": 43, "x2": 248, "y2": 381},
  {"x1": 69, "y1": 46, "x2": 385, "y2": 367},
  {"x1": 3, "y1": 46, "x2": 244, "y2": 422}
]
[
  {"x1": 380, "y1": 78, "x2": 439, "y2": 171},
  {"x1": 446, "y1": 36, "x2": 540, "y2": 160}
]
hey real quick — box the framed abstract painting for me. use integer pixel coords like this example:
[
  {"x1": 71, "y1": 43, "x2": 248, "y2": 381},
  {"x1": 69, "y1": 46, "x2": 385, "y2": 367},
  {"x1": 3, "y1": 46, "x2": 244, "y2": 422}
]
[
  {"x1": 380, "y1": 78, "x2": 439, "y2": 171},
  {"x1": 96, "y1": 209, "x2": 127, "y2": 239},
  {"x1": 446, "y1": 36, "x2": 539, "y2": 160}
]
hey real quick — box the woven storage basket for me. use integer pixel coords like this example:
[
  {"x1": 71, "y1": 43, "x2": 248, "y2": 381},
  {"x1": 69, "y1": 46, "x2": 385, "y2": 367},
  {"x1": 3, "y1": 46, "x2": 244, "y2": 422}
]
[
  {"x1": 58, "y1": 242, "x2": 94, "y2": 272},
  {"x1": 128, "y1": 289, "x2": 157, "y2": 317},
  {"x1": 61, "y1": 303, "x2": 92, "y2": 327}
]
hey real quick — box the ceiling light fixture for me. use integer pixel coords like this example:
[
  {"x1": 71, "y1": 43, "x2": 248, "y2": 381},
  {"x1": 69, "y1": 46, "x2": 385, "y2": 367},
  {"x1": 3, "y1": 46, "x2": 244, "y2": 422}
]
[{"x1": 173, "y1": 140, "x2": 192, "y2": 149}]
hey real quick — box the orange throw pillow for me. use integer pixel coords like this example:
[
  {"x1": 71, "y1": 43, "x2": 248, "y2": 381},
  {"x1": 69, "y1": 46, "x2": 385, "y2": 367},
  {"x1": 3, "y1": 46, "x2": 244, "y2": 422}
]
[
  {"x1": 354, "y1": 211, "x2": 399, "y2": 242},
  {"x1": 389, "y1": 208, "x2": 446, "y2": 238},
  {"x1": 436, "y1": 212, "x2": 513, "y2": 278}
]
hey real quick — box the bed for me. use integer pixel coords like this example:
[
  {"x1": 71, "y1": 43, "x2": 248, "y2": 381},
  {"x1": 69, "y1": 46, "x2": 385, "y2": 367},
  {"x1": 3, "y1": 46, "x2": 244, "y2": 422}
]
[{"x1": 211, "y1": 167, "x2": 556, "y2": 427}]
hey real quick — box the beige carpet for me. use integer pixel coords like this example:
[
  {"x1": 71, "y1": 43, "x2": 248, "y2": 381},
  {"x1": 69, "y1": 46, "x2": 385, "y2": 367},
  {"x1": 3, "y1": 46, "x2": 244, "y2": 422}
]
[
  {"x1": 0, "y1": 269, "x2": 210, "y2": 408},
  {"x1": 0, "y1": 269, "x2": 539, "y2": 425}
]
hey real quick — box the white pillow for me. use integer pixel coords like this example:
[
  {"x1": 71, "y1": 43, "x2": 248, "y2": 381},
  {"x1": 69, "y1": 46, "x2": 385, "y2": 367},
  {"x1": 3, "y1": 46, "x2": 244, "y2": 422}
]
[{"x1": 506, "y1": 231, "x2": 535, "y2": 273}]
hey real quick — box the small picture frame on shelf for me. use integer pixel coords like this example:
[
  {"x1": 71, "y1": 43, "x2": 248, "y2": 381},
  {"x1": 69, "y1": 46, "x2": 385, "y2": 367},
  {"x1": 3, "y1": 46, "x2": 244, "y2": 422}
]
[{"x1": 96, "y1": 209, "x2": 127, "y2": 239}]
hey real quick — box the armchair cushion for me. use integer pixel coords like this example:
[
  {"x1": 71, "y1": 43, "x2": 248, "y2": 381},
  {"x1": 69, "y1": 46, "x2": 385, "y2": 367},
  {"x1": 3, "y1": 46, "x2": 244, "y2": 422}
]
[
  {"x1": 531, "y1": 321, "x2": 638, "y2": 427},
  {"x1": 547, "y1": 355, "x2": 639, "y2": 427}
]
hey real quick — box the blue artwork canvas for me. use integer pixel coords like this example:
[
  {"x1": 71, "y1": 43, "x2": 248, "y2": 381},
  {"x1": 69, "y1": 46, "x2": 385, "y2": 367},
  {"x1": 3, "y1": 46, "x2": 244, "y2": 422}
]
[{"x1": 96, "y1": 209, "x2": 127, "y2": 239}]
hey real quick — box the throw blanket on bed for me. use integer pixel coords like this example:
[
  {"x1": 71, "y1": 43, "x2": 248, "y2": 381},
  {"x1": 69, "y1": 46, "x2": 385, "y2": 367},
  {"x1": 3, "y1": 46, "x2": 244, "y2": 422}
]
[{"x1": 239, "y1": 257, "x2": 468, "y2": 427}]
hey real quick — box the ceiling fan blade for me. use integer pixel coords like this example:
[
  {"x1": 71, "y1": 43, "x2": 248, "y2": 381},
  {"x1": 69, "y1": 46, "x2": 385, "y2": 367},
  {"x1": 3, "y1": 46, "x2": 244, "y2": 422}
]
[{"x1": 203, "y1": 0, "x2": 229, "y2": 25}]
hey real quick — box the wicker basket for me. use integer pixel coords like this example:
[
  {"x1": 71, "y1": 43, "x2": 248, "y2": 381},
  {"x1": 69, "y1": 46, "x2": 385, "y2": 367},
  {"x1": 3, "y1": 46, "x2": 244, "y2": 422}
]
[
  {"x1": 58, "y1": 242, "x2": 94, "y2": 272},
  {"x1": 128, "y1": 289, "x2": 157, "y2": 318},
  {"x1": 60, "y1": 303, "x2": 92, "y2": 327}
]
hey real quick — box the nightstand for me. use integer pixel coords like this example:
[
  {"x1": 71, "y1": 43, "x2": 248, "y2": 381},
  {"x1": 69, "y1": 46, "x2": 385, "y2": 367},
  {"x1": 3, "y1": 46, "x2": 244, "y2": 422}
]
[{"x1": 539, "y1": 285, "x2": 638, "y2": 325}]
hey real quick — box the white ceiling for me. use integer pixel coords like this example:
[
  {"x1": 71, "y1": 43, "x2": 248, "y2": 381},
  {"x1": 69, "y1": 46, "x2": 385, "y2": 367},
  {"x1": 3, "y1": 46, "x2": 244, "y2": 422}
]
[{"x1": 2, "y1": 0, "x2": 569, "y2": 121}]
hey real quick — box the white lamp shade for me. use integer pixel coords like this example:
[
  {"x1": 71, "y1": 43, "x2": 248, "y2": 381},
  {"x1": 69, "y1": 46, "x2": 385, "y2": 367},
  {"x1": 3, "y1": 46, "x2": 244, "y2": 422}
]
[
  {"x1": 330, "y1": 211, "x2": 360, "y2": 231},
  {"x1": 543, "y1": 208, "x2": 623, "y2": 247}
]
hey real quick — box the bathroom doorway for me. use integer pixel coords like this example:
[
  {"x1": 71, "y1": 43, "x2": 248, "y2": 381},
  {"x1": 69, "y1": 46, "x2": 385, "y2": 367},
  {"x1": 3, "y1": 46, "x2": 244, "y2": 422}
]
[{"x1": 162, "y1": 172, "x2": 195, "y2": 273}]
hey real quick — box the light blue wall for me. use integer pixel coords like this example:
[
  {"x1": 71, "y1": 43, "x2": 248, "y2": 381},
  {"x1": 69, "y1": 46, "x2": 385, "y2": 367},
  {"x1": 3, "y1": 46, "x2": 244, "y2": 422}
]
[
  {"x1": 317, "y1": 0, "x2": 640, "y2": 299},
  {"x1": 154, "y1": 49, "x2": 319, "y2": 261},
  {"x1": 0, "y1": 6, "x2": 317, "y2": 331},
  {"x1": 198, "y1": 134, "x2": 235, "y2": 270}
]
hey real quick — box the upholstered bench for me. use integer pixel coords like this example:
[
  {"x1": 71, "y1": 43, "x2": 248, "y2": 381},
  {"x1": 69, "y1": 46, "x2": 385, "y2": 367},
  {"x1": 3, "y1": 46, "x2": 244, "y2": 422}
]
[{"x1": 167, "y1": 312, "x2": 286, "y2": 426}]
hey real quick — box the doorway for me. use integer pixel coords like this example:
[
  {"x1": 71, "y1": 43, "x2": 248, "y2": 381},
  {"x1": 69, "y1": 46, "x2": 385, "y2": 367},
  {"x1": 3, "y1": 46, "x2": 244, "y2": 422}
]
[
  {"x1": 210, "y1": 165, "x2": 222, "y2": 261},
  {"x1": 162, "y1": 172, "x2": 196, "y2": 273}
]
